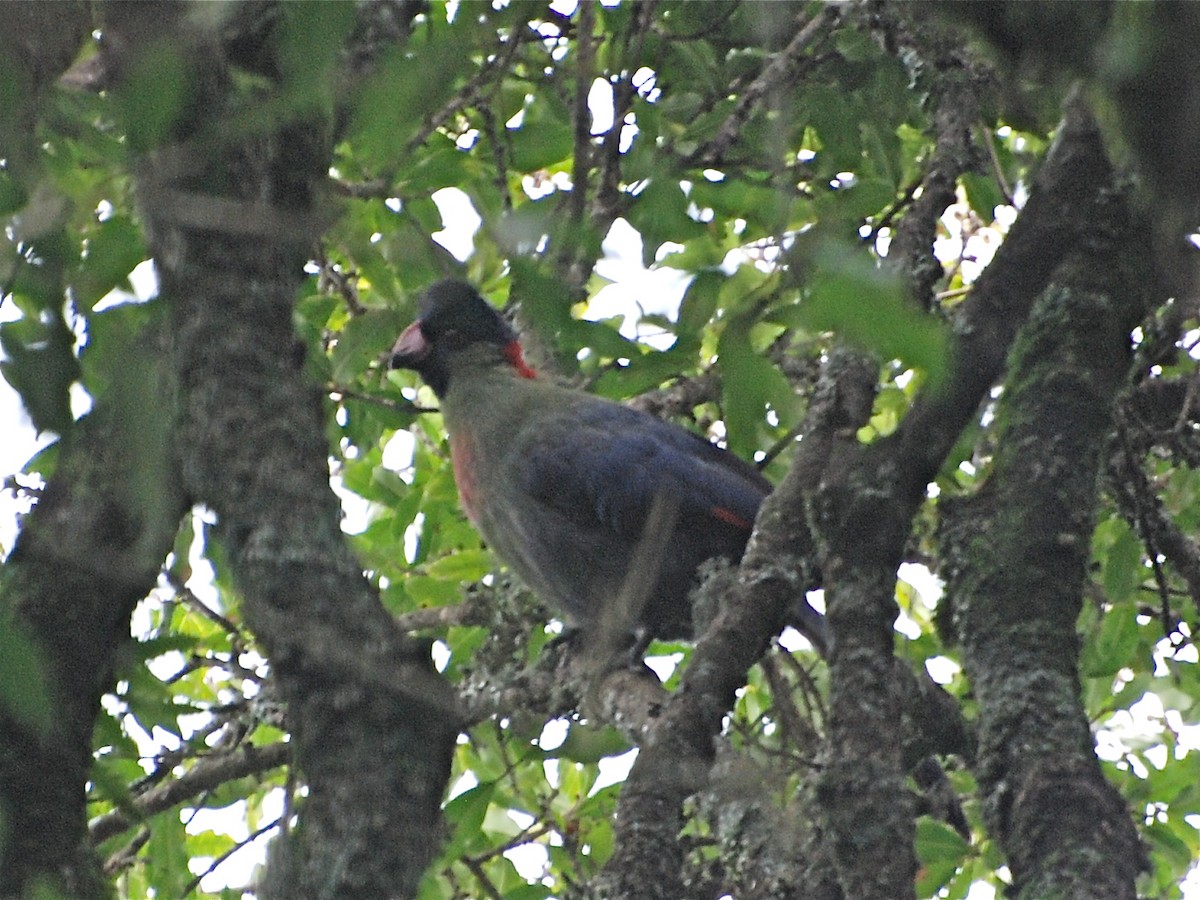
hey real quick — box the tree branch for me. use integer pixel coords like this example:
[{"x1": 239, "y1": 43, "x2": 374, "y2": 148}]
[
  {"x1": 90, "y1": 743, "x2": 290, "y2": 846},
  {"x1": 101, "y1": 6, "x2": 458, "y2": 897},
  {"x1": 940, "y1": 180, "x2": 1149, "y2": 897},
  {"x1": 686, "y1": 6, "x2": 839, "y2": 170},
  {"x1": 0, "y1": 315, "x2": 185, "y2": 897},
  {"x1": 871, "y1": 4, "x2": 987, "y2": 307},
  {"x1": 893, "y1": 89, "x2": 1120, "y2": 488}
]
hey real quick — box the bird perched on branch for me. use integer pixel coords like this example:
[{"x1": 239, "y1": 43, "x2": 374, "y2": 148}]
[{"x1": 390, "y1": 279, "x2": 827, "y2": 655}]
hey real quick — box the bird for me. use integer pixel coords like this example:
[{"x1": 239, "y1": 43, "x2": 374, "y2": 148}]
[
  {"x1": 390, "y1": 278, "x2": 827, "y2": 654},
  {"x1": 386, "y1": 282, "x2": 982, "y2": 841}
]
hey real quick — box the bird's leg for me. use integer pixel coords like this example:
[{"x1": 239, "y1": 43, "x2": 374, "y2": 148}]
[
  {"x1": 626, "y1": 625, "x2": 655, "y2": 663},
  {"x1": 541, "y1": 623, "x2": 585, "y2": 653}
]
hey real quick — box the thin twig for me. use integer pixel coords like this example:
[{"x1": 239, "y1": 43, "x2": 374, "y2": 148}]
[
  {"x1": 168, "y1": 573, "x2": 248, "y2": 642},
  {"x1": 462, "y1": 855, "x2": 506, "y2": 900},
  {"x1": 89, "y1": 743, "x2": 290, "y2": 845},
  {"x1": 687, "y1": 7, "x2": 837, "y2": 169},
  {"x1": 981, "y1": 123, "x2": 1015, "y2": 206},
  {"x1": 329, "y1": 385, "x2": 433, "y2": 416},
  {"x1": 183, "y1": 816, "x2": 282, "y2": 895},
  {"x1": 567, "y1": 0, "x2": 596, "y2": 229},
  {"x1": 406, "y1": 23, "x2": 530, "y2": 155}
]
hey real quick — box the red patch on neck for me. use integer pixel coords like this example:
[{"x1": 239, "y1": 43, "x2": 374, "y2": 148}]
[{"x1": 504, "y1": 340, "x2": 537, "y2": 380}]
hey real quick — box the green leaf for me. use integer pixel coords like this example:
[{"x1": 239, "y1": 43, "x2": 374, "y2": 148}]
[
  {"x1": 688, "y1": 179, "x2": 800, "y2": 234},
  {"x1": 0, "y1": 168, "x2": 26, "y2": 217},
  {"x1": 663, "y1": 36, "x2": 723, "y2": 95},
  {"x1": 828, "y1": 176, "x2": 897, "y2": 222},
  {"x1": 657, "y1": 232, "x2": 728, "y2": 271},
  {"x1": 442, "y1": 782, "x2": 496, "y2": 857},
  {"x1": 74, "y1": 216, "x2": 147, "y2": 310},
  {"x1": 426, "y1": 549, "x2": 494, "y2": 582},
  {"x1": 625, "y1": 179, "x2": 707, "y2": 266},
  {"x1": 579, "y1": 806, "x2": 615, "y2": 865},
  {"x1": 510, "y1": 260, "x2": 574, "y2": 349},
  {"x1": 123, "y1": 665, "x2": 188, "y2": 739},
  {"x1": 864, "y1": 384, "x2": 909, "y2": 439},
  {"x1": 144, "y1": 808, "x2": 190, "y2": 897},
  {"x1": 502, "y1": 885, "x2": 553, "y2": 900},
  {"x1": 331, "y1": 308, "x2": 410, "y2": 385},
  {"x1": 676, "y1": 270, "x2": 724, "y2": 340},
  {"x1": 834, "y1": 27, "x2": 878, "y2": 63},
  {"x1": 803, "y1": 83, "x2": 864, "y2": 174},
  {"x1": 497, "y1": 199, "x2": 559, "y2": 260},
  {"x1": 914, "y1": 818, "x2": 970, "y2": 896},
  {"x1": 717, "y1": 315, "x2": 795, "y2": 458},
  {"x1": 404, "y1": 575, "x2": 467, "y2": 607},
  {"x1": 510, "y1": 99, "x2": 574, "y2": 172},
  {"x1": 276, "y1": 3, "x2": 357, "y2": 115},
  {"x1": 1100, "y1": 517, "x2": 1144, "y2": 603},
  {"x1": 89, "y1": 756, "x2": 144, "y2": 835},
  {"x1": 798, "y1": 243, "x2": 949, "y2": 385},
  {"x1": 0, "y1": 308, "x2": 79, "y2": 435},
  {"x1": 1144, "y1": 819, "x2": 1197, "y2": 874},
  {"x1": 349, "y1": 28, "x2": 476, "y2": 170},
  {"x1": 125, "y1": 633, "x2": 200, "y2": 665},
  {"x1": 554, "y1": 724, "x2": 631, "y2": 764},
  {"x1": 77, "y1": 301, "x2": 181, "y2": 552},
  {"x1": 561, "y1": 317, "x2": 639, "y2": 362},
  {"x1": 78, "y1": 299, "x2": 158, "y2": 401},
  {"x1": 1080, "y1": 607, "x2": 1141, "y2": 678},
  {"x1": 961, "y1": 172, "x2": 1006, "y2": 222},
  {"x1": 591, "y1": 345, "x2": 693, "y2": 400},
  {"x1": 115, "y1": 43, "x2": 191, "y2": 152},
  {"x1": 186, "y1": 829, "x2": 236, "y2": 859}
]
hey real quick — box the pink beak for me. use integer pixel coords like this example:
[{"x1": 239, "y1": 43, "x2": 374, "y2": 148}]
[{"x1": 390, "y1": 321, "x2": 429, "y2": 368}]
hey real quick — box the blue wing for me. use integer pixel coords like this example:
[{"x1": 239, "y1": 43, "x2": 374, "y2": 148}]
[
  {"x1": 513, "y1": 398, "x2": 769, "y2": 541},
  {"x1": 481, "y1": 388, "x2": 825, "y2": 650}
]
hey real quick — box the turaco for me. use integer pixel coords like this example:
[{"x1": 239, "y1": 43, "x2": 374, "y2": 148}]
[{"x1": 390, "y1": 279, "x2": 827, "y2": 654}]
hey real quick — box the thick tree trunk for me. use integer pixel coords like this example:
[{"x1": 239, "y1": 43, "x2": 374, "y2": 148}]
[
  {"x1": 101, "y1": 4, "x2": 458, "y2": 896},
  {"x1": 0, "y1": 319, "x2": 184, "y2": 898},
  {"x1": 941, "y1": 192, "x2": 1149, "y2": 898},
  {"x1": 0, "y1": 5, "x2": 175, "y2": 896}
]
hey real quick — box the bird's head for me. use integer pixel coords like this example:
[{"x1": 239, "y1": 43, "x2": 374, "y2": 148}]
[{"x1": 390, "y1": 279, "x2": 536, "y2": 397}]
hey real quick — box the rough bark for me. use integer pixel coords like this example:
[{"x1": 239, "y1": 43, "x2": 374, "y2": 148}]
[
  {"x1": 940, "y1": 188, "x2": 1149, "y2": 898},
  {"x1": 585, "y1": 422, "x2": 823, "y2": 899},
  {"x1": 101, "y1": 4, "x2": 457, "y2": 896},
  {"x1": 0, "y1": 317, "x2": 184, "y2": 899},
  {"x1": 809, "y1": 88, "x2": 1124, "y2": 900},
  {"x1": 587, "y1": 45, "x2": 1122, "y2": 900},
  {"x1": 0, "y1": 6, "x2": 178, "y2": 897},
  {"x1": 801, "y1": 15, "x2": 985, "y2": 894},
  {"x1": 871, "y1": 3, "x2": 988, "y2": 309}
]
